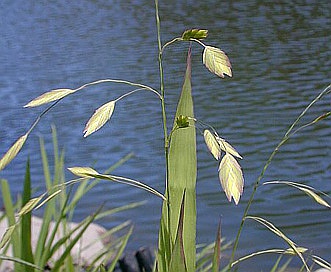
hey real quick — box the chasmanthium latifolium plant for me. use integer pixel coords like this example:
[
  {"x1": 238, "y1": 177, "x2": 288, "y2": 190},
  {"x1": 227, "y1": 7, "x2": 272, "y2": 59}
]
[
  {"x1": 0, "y1": 28, "x2": 244, "y2": 206},
  {"x1": 0, "y1": 26, "x2": 243, "y2": 272},
  {"x1": 1, "y1": 6, "x2": 331, "y2": 270}
]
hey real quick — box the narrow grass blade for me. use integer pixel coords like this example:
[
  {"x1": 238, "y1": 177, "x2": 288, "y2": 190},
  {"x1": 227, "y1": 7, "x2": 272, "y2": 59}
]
[
  {"x1": 35, "y1": 131, "x2": 67, "y2": 266},
  {"x1": 95, "y1": 201, "x2": 145, "y2": 221},
  {"x1": 106, "y1": 226, "x2": 133, "y2": 272},
  {"x1": 0, "y1": 180, "x2": 22, "y2": 272},
  {"x1": 39, "y1": 137, "x2": 52, "y2": 189},
  {"x1": 0, "y1": 255, "x2": 42, "y2": 270},
  {"x1": 196, "y1": 243, "x2": 215, "y2": 272},
  {"x1": 270, "y1": 255, "x2": 293, "y2": 272},
  {"x1": 157, "y1": 215, "x2": 172, "y2": 272},
  {"x1": 38, "y1": 195, "x2": 72, "y2": 267},
  {"x1": 203, "y1": 46, "x2": 232, "y2": 78},
  {"x1": 21, "y1": 160, "x2": 34, "y2": 272},
  {"x1": 169, "y1": 192, "x2": 187, "y2": 272},
  {"x1": 52, "y1": 126, "x2": 66, "y2": 190},
  {"x1": 245, "y1": 216, "x2": 309, "y2": 271},
  {"x1": 212, "y1": 221, "x2": 221, "y2": 272},
  {"x1": 270, "y1": 255, "x2": 283, "y2": 272},
  {"x1": 63, "y1": 179, "x2": 94, "y2": 215},
  {"x1": 34, "y1": 138, "x2": 58, "y2": 264},
  {"x1": 98, "y1": 264, "x2": 107, "y2": 272},
  {"x1": 50, "y1": 210, "x2": 100, "y2": 271},
  {"x1": 0, "y1": 180, "x2": 20, "y2": 252},
  {"x1": 24, "y1": 88, "x2": 75, "y2": 107},
  {"x1": 0, "y1": 133, "x2": 28, "y2": 171},
  {"x1": 83, "y1": 100, "x2": 116, "y2": 137}
]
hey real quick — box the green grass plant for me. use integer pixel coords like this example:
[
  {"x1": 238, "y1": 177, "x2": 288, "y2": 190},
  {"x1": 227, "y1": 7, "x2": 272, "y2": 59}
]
[
  {"x1": 0, "y1": 127, "x2": 141, "y2": 271},
  {"x1": 0, "y1": 0, "x2": 331, "y2": 271}
]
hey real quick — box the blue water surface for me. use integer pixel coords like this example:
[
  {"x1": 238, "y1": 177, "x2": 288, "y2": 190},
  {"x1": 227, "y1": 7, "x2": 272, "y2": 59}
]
[{"x1": 0, "y1": 1, "x2": 330, "y2": 270}]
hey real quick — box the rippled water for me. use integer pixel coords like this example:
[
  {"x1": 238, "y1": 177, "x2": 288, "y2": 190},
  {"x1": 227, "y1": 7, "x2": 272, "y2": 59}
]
[{"x1": 0, "y1": 1, "x2": 330, "y2": 270}]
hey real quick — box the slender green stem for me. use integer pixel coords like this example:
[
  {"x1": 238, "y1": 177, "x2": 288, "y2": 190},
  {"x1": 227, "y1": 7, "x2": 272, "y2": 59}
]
[
  {"x1": 161, "y1": 37, "x2": 206, "y2": 54},
  {"x1": 114, "y1": 88, "x2": 151, "y2": 102},
  {"x1": 155, "y1": 0, "x2": 169, "y2": 195},
  {"x1": 161, "y1": 37, "x2": 182, "y2": 53},
  {"x1": 74, "y1": 78, "x2": 161, "y2": 99},
  {"x1": 229, "y1": 84, "x2": 331, "y2": 266},
  {"x1": 190, "y1": 38, "x2": 206, "y2": 48},
  {"x1": 155, "y1": 0, "x2": 173, "y2": 254},
  {"x1": 284, "y1": 84, "x2": 331, "y2": 139},
  {"x1": 287, "y1": 110, "x2": 331, "y2": 137},
  {"x1": 231, "y1": 248, "x2": 302, "y2": 267},
  {"x1": 190, "y1": 117, "x2": 219, "y2": 135},
  {"x1": 27, "y1": 100, "x2": 61, "y2": 135},
  {"x1": 155, "y1": 0, "x2": 168, "y2": 138},
  {"x1": 110, "y1": 175, "x2": 166, "y2": 201}
]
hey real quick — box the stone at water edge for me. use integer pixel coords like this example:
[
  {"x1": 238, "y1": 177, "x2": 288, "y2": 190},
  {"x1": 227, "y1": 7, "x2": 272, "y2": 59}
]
[{"x1": 0, "y1": 212, "x2": 111, "y2": 271}]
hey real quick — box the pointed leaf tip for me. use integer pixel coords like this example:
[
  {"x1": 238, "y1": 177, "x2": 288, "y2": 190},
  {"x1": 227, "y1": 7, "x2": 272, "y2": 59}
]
[
  {"x1": 218, "y1": 153, "x2": 244, "y2": 205},
  {"x1": 83, "y1": 100, "x2": 116, "y2": 137},
  {"x1": 24, "y1": 88, "x2": 75, "y2": 107},
  {"x1": 212, "y1": 221, "x2": 222, "y2": 272},
  {"x1": 203, "y1": 46, "x2": 232, "y2": 78}
]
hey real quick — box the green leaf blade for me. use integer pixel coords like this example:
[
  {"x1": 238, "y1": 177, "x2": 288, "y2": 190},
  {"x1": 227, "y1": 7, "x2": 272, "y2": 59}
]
[
  {"x1": 21, "y1": 161, "x2": 35, "y2": 272},
  {"x1": 212, "y1": 221, "x2": 222, "y2": 272},
  {"x1": 169, "y1": 193, "x2": 187, "y2": 272},
  {"x1": 158, "y1": 47, "x2": 197, "y2": 272}
]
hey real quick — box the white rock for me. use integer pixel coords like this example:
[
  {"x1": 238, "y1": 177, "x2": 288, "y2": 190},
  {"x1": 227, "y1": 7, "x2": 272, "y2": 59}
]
[{"x1": 0, "y1": 212, "x2": 110, "y2": 271}]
